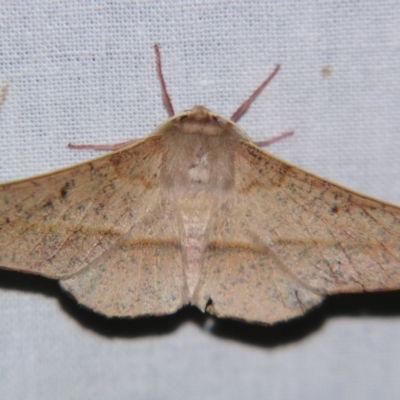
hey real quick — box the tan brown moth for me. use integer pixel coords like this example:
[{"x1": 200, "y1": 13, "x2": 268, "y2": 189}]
[{"x1": 0, "y1": 45, "x2": 399, "y2": 325}]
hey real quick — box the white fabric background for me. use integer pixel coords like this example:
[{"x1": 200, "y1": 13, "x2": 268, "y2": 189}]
[{"x1": 1, "y1": 1, "x2": 400, "y2": 399}]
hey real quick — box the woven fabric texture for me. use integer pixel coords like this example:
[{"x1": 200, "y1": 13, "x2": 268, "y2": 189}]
[{"x1": 1, "y1": 2, "x2": 400, "y2": 399}]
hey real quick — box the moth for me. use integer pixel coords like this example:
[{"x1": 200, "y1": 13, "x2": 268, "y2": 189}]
[{"x1": 0, "y1": 45, "x2": 399, "y2": 325}]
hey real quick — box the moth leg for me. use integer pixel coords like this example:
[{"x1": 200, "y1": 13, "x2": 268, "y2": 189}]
[
  {"x1": 229, "y1": 63, "x2": 293, "y2": 147},
  {"x1": 154, "y1": 44, "x2": 175, "y2": 117},
  {"x1": 68, "y1": 139, "x2": 139, "y2": 151},
  {"x1": 69, "y1": 44, "x2": 175, "y2": 152},
  {"x1": 230, "y1": 64, "x2": 281, "y2": 121},
  {"x1": 254, "y1": 130, "x2": 294, "y2": 147}
]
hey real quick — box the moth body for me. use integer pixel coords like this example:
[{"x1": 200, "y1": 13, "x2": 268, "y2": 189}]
[{"x1": 161, "y1": 106, "x2": 241, "y2": 296}]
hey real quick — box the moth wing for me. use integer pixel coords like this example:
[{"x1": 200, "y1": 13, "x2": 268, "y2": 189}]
[
  {"x1": 0, "y1": 137, "x2": 187, "y2": 317},
  {"x1": 60, "y1": 195, "x2": 187, "y2": 317},
  {"x1": 193, "y1": 141, "x2": 400, "y2": 324}
]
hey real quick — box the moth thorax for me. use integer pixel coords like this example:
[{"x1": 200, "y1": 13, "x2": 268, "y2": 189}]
[{"x1": 163, "y1": 133, "x2": 235, "y2": 196}]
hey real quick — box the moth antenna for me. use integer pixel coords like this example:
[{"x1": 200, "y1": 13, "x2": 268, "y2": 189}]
[
  {"x1": 230, "y1": 64, "x2": 280, "y2": 122},
  {"x1": 154, "y1": 44, "x2": 175, "y2": 117}
]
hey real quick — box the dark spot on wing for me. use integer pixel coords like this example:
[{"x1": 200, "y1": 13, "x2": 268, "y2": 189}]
[
  {"x1": 60, "y1": 182, "x2": 71, "y2": 199},
  {"x1": 43, "y1": 200, "x2": 54, "y2": 209},
  {"x1": 329, "y1": 205, "x2": 339, "y2": 215}
]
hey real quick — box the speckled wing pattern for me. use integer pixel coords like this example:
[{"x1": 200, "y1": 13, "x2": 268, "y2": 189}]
[
  {"x1": 193, "y1": 141, "x2": 400, "y2": 323},
  {"x1": 1, "y1": 114, "x2": 400, "y2": 324},
  {"x1": 0, "y1": 136, "x2": 187, "y2": 317}
]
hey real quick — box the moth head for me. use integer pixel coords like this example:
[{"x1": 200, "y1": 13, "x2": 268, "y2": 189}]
[{"x1": 152, "y1": 105, "x2": 251, "y2": 142}]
